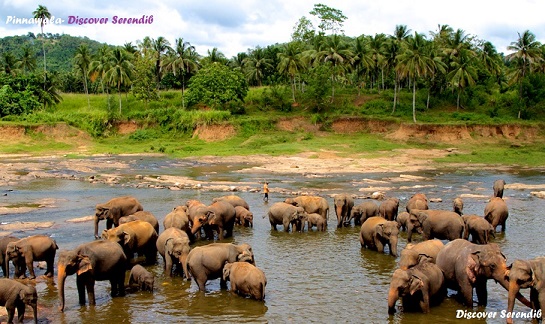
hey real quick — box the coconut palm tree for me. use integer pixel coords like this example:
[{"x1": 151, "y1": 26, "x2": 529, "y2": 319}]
[
  {"x1": 1, "y1": 52, "x2": 18, "y2": 76},
  {"x1": 351, "y1": 35, "x2": 373, "y2": 96},
  {"x1": 32, "y1": 5, "x2": 51, "y2": 76},
  {"x1": 447, "y1": 48, "x2": 477, "y2": 110},
  {"x1": 387, "y1": 25, "x2": 411, "y2": 112},
  {"x1": 368, "y1": 33, "x2": 387, "y2": 90},
  {"x1": 17, "y1": 46, "x2": 37, "y2": 74},
  {"x1": 277, "y1": 42, "x2": 305, "y2": 102},
  {"x1": 105, "y1": 48, "x2": 134, "y2": 113},
  {"x1": 315, "y1": 34, "x2": 354, "y2": 101},
  {"x1": 243, "y1": 47, "x2": 273, "y2": 87},
  {"x1": 162, "y1": 38, "x2": 199, "y2": 108},
  {"x1": 202, "y1": 47, "x2": 228, "y2": 66},
  {"x1": 89, "y1": 45, "x2": 112, "y2": 110},
  {"x1": 151, "y1": 36, "x2": 171, "y2": 88},
  {"x1": 506, "y1": 30, "x2": 543, "y2": 118},
  {"x1": 74, "y1": 44, "x2": 92, "y2": 109}
]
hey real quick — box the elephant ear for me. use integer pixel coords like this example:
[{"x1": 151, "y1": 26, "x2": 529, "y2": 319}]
[
  {"x1": 207, "y1": 211, "x2": 216, "y2": 221},
  {"x1": 123, "y1": 231, "x2": 131, "y2": 246},
  {"x1": 77, "y1": 255, "x2": 93, "y2": 275},
  {"x1": 416, "y1": 212, "x2": 428, "y2": 223},
  {"x1": 417, "y1": 253, "x2": 432, "y2": 264},
  {"x1": 222, "y1": 263, "x2": 231, "y2": 281},
  {"x1": 376, "y1": 224, "x2": 384, "y2": 237},
  {"x1": 409, "y1": 275, "x2": 424, "y2": 295},
  {"x1": 466, "y1": 251, "x2": 480, "y2": 284}
]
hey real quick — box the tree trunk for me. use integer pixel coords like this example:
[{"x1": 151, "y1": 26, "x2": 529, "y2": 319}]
[
  {"x1": 412, "y1": 81, "x2": 417, "y2": 123},
  {"x1": 392, "y1": 79, "x2": 397, "y2": 114},
  {"x1": 118, "y1": 83, "x2": 122, "y2": 114},
  {"x1": 83, "y1": 71, "x2": 90, "y2": 109},
  {"x1": 291, "y1": 75, "x2": 296, "y2": 102},
  {"x1": 457, "y1": 90, "x2": 460, "y2": 110}
]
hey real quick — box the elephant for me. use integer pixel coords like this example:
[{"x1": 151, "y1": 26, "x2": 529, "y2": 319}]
[
  {"x1": 453, "y1": 197, "x2": 464, "y2": 216},
  {"x1": 163, "y1": 205, "x2": 192, "y2": 240},
  {"x1": 407, "y1": 209, "x2": 464, "y2": 242},
  {"x1": 94, "y1": 196, "x2": 143, "y2": 239},
  {"x1": 506, "y1": 257, "x2": 545, "y2": 324},
  {"x1": 234, "y1": 206, "x2": 254, "y2": 228},
  {"x1": 5, "y1": 235, "x2": 58, "y2": 279},
  {"x1": 186, "y1": 200, "x2": 209, "y2": 239},
  {"x1": 267, "y1": 202, "x2": 306, "y2": 232},
  {"x1": 0, "y1": 278, "x2": 37, "y2": 324},
  {"x1": 156, "y1": 227, "x2": 191, "y2": 279},
  {"x1": 379, "y1": 197, "x2": 400, "y2": 221},
  {"x1": 58, "y1": 240, "x2": 127, "y2": 312},
  {"x1": 301, "y1": 213, "x2": 327, "y2": 232},
  {"x1": 119, "y1": 211, "x2": 159, "y2": 234},
  {"x1": 436, "y1": 239, "x2": 532, "y2": 308},
  {"x1": 190, "y1": 201, "x2": 236, "y2": 240},
  {"x1": 406, "y1": 193, "x2": 428, "y2": 214},
  {"x1": 493, "y1": 179, "x2": 506, "y2": 198},
  {"x1": 223, "y1": 262, "x2": 267, "y2": 301},
  {"x1": 396, "y1": 211, "x2": 410, "y2": 232},
  {"x1": 102, "y1": 220, "x2": 158, "y2": 265},
  {"x1": 333, "y1": 193, "x2": 354, "y2": 227},
  {"x1": 484, "y1": 197, "x2": 508, "y2": 232},
  {"x1": 461, "y1": 214, "x2": 495, "y2": 244},
  {"x1": 349, "y1": 201, "x2": 379, "y2": 226},
  {"x1": 186, "y1": 243, "x2": 255, "y2": 291},
  {"x1": 212, "y1": 195, "x2": 250, "y2": 211},
  {"x1": 128, "y1": 264, "x2": 154, "y2": 292},
  {"x1": 359, "y1": 216, "x2": 399, "y2": 256},
  {"x1": 0, "y1": 236, "x2": 18, "y2": 277},
  {"x1": 284, "y1": 196, "x2": 329, "y2": 224},
  {"x1": 387, "y1": 261, "x2": 446, "y2": 314},
  {"x1": 398, "y1": 239, "x2": 444, "y2": 270}
]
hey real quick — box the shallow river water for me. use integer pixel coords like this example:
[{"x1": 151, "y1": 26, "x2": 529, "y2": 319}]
[{"x1": 1, "y1": 156, "x2": 545, "y2": 323}]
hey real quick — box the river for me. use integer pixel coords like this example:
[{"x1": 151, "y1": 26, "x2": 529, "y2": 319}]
[{"x1": 1, "y1": 156, "x2": 544, "y2": 323}]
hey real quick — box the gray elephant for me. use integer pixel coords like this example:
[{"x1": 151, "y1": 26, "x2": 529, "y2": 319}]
[
  {"x1": 186, "y1": 200, "x2": 209, "y2": 240},
  {"x1": 234, "y1": 206, "x2": 253, "y2": 228},
  {"x1": 102, "y1": 220, "x2": 158, "y2": 265},
  {"x1": 6, "y1": 235, "x2": 58, "y2": 279},
  {"x1": 407, "y1": 209, "x2": 464, "y2": 242},
  {"x1": 0, "y1": 236, "x2": 18, "y2": 277},
  {"x1": 267, "y1": 202, "x2": 306, "y2": 232},
  {"x1": 0, "y1": 278, "x2": 37, "y2": 324},
  {"x1": 396, "y1": 211, "x2": 410, "y2": 232},
  {"x1": 461, "y1": 214, "x2": 495, "y2": 244},
  {"x1": 359, "y1": 216, "x2": 399, "y2": 256},
  {"x1": 156, "y1": 227, "x2": 191, "y2": 279},
  {"x1": 186, "y1": 243, "x2": 255, "y2": 291},
  {"x1": 493, "y1": 179, "x2": 506, "y2": 198},
  {"x1": 484, "y1": 197, "x2": 508, "y2": 232},
  {"x1": 163, "y1": 205, "x2": 192, "y2": 240},
  {"x1": 302, "y1": 213, "x2": 327, "y2": 232},
  {"x1": 436, "y1": 239, "x2": 531, "y2": 307},
  {"x1": 506, "y1": 257, "x2": 545, "y2": 324},
  {"x1": 379, "y1": 197, "x2": 399, "y2": 221},
  {"x1": 212, "y1": 195, "x2": 250, "y2": 210},
  {"x1": 333, "y1": 193, "x2": 354, "y2": 228},
  {"x1": 58, "y1": 240, "x2": 127, "y2": 312},
  {"x1": 350, "y1": 201, "x2": 379, "y2": 226},
  {"x1": 119, "y1": 211, "x2": 159, "y2": 234},
  {"x1": 223, "y1": 262, "x2": 267, "y2": 301},
  {"x1": 190, "y1": 201, "x2": 236, "y2": 240},
  {"x1": 406, "y1": 193, "x2": 428, "y2": 213},
  {"x1": 128, "y1": 264, "x2": 154, "y2": 292},
  {"x1": 398, "y1": 239, "x2": 444, "y2": 270},
  {"x1": 387, "y1": 261, "x2": 446, "y2": 314},
  {"x1": 284, "y1": 196, "x2": 329, "y2": 223},
  {"x1": 94, "y1": 196, "x2": 143, "y2": 238},
  {"x1": 453, "y1": 197, "x2": 464, "y2": 216}
]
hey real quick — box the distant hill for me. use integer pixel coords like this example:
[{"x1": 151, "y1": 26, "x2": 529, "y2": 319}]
[{"x1": 0, "y1": 33, "x2": 113, "y2": 73}]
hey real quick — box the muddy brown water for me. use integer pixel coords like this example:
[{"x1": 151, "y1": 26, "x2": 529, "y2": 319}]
[{"x1": 1, "y1": 157, "x2": 545, "y2": 323}]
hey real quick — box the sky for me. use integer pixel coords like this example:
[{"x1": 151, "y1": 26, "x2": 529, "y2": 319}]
[{"x1": 1, "y1": 0, "x2": 545, "y2": 58}]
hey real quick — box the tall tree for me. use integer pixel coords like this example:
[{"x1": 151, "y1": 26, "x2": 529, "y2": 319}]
[
  {"x1": 17, "y1": 46, "x2": 37, "y2": 74},
  {"x1": 309, "y1": 3, "x2": 347, "y2": 36},
  {"x1": 89, "y1": 45, "x2": 112, "y2": 110},
  {"x1": 351, "y1": 35, "x2": 373, "y2": 96},
  {"x1": 368, "y1": 33, "x2": 387, "y2": 91},
  {"x1": 315, "y1": 34, "x2": 353, "y2": 101},
  {"x1": 291, "y1": 16, "x2": 316, "y2": 43},
  {"x1": 105, "y1": 48, "x2": 134, "y2": 113},
  {"x1": 32, "y1": 5, "x2": 51, "y2": 76},
  {"x1": 163, "y1": 38, "x2": 200, "y2": 108},
  {"x1": 151, "y1": 36, "x2": 171, "y2": 89},
  {"x1": 277, "y1": 42, "x2": 305, "y2": 102},
  {"x1": 243, "y1": 47, "x2": 273, "y2": 87},
  {"x1": 74, "y1": 44, "x2": 92, "y2": 109},
  {"x1": 447, "y1": 49, "x2": 477, "y2": 109},
  {"x1": 389, "y1": 25, "x2": 411, "y2": 112},
  {"x1": 202, "y1": 47, "x2": 228, "y2": 66},
  {"x1": 1, "y1": 52, "x2": 18, "y2": 76}
]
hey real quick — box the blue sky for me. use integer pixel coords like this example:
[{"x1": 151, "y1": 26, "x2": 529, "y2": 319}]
[{"x1": 1, "y1": 0, "x2": 544, "y2": 57}]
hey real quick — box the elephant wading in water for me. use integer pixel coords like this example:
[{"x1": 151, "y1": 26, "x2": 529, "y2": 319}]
[
  {"x1": 268, "y1": 202, "x2": 306, "y2": 232},
  {"x1": 102, "y1": 220, "x2": 158, "y2": 265},
  {"x1": 407, "y1": 209, "x2": 464, "y2": 242},
  {"x1": 190, "y1": 201, "x2": 236, "y2": 240},
  {"x1": 360, "y1": 216, "x2": 399, "y2": 256},
  {"x1": 333, "y1": 194, "x2": 354, "y2": 228},
  {"x1": 5, "y1": 235, "x2": 58, "y2": 279},
  {"x1": 58, "y1": 240, "x2": 127, "y2": 312},
  {"x1": 484, "y1": 197, "x2": 509, "y2": 232},
  {"x1": 301, "y1": 213, "x2": 327, "y2": 232},
  {"x1": 493, "y1": 179, "x2": 506, "y2": 198},
  {"x1": 186, "y1": 243, "x2": 255, "y2": 291},
  {"x1": 461, "y1": 214, "x2": 495, "y2": 244},
  {"x1": 234, "y1": 206, "x2": 254, "y2": 228},
  {"x1": 0, "y1": 236, "x2": 18, "y2": 277},
  {"x1": 128, "y1": 264, "x2": 154, "y2": 292},
  {"x1": 0, "y1": 278, "x2": 37, "y2": 324},
  {"x1": 406, "y1": 193, "x2": 428, "y2": 214},
  {"x1": 94, "y1": 196, "x2": 143, "y2": 239},
  {"x1": 436, "y1": 239, "x2": 532, "y2": 307},
  {"x1": 223, "y1": 262, "x2": 267, "y2": 301},
  {"x1": 379, "y1": 197, "x2": 400, "y2": 221},
  {"x1": 156, "y1": 227, "x2": 191, "y2": 279},
  {"x1": 506, "y1": 257, "x2": 545, "y2": 324},
  {"x1": 119, "y1": 211, "x2": 159, "y2": 235},
  {"x1": 387, "y1": 260, "x2": 446, "y2": 314},
  {"x1": 212, "y1": 195, "x2": 250, "y2": 211},
  {"x1": 453, "y1": 197, "x2": 464, "y2": 216},
  {"x1": 398, "y1": 239, "x2": 444, "y2": 270},
  {"x1": 350, "y1": 201, "x2": 379, "y2": 226},
  {"x1": 284, "y1": 196, "x2": 329, "y2": 227}
]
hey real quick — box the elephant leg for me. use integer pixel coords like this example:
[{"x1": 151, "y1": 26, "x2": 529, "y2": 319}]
[
  {"x1": 217, "y1": 227, "x2": 224, "y2": 240},
  {"x1": 46, "y1": 257, "x2": 55, "y2": 277},
  {"x1": 106, "y1": 218, "x2": 113, "y2": 230},
  {"x1": 26, "y1": 258, "x2": 36, "y2": 279},
  {"x1": 86, "y1": 278, "x2": 96, "y2": 305},
  {"x1": 270, "y1": 223, "x2": 277, "y2": 231},
  {"x1": 145, "y1": 245, "x2": 157, "y2": 265},
  {"x1": 6, "y1": 304, "x2": 15, "y2": 324},
  {"x1": 375, "y1": 238, "x2": 384, "y2": 253},
  {"x1": 116, "y1": 273, "x2": 125, "y2": 297},
  {"x1": 76, "y1": 275, "x2": 87, "y2": 305},
  {"x1": 220, "y1": 277, "x2": 227, "y2": 289},
  {"x1": 165, "y1": 255, "x2": 173, "y2": 276},
  {"x1": 16, "y1": 302, "x2": 25, "y2": 323},
  {"x1": 196, "y1": 276, "x2": 207, "y2": 291},
  {"x1": 283, "y1": 220, "x2": 290, "y2": 232},
  {"x1": 459, "y1": 279, "x2": 475, "y2": 307},
  {"x1": 475, "y1": 280, "x2": 488, "y2": 306},
  {"x1": 501, "y1": 220, "x2": 506, "y2": 232}
]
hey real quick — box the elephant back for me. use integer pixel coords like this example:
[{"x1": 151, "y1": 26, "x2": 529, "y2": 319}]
[{"x1": 76, "y1": 241, "x2": 127, "y2": 279}]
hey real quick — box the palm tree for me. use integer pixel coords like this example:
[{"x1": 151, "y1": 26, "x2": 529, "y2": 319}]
[
  {"x1": 277, "y1": 42, "x2": 305, "y2": 102},
  {"x1": 478, "y1": 41, "x2": 502, "y2": 86},
  {"x1": 1, "y1": 52, "x2": 18, "y2": 75},
  {"x1": 203, "y1": 47, "x2": 228, "y2": 66},
  {"x1": 315, "y1": 34, "x2": 354, "y2": 101},
  {"x1": 17, "y1": 46, "x2": 37, "y2": 74},
  {"x1": 243, "y1": 47, "x2": 273, "y2": 87},
  {"x1": 396, "y1": 32, "x2": 437, "y2": 123},
  {"x1": 388, "y1": 25, "x2": 411, "y2": 112},
  {"x1": 447, "y1": 49, "x2": 477, "y2": 109},
  {"x1": 230, "y1": 52, "x2": 248, "y2": 71},
  {"x1": 39, "y1": 71, "x2": 62, "y2": 108},
  {"x1": 162, "y1": 38, "x2": 199, "y2": 108},
  {"x1": 506, "y1": 30, "x2": 543, "y2": 118},
  {"x1": 32, "y1": 5, "x2": 51, "y2": 76},
  {"x1": 368, "y1": 33, "x2": 387, "y2": 90},
  {"x1": 74, "y1": 44, "x2": 92, "y2": 109},
  {"x1": 351, "y1": 35, "x2": 373, "y2": 96},
  {"x1": 89, "y1": 45, "x2": 112, "y2": 110},
  {"x1": 105, "y1": 48, "x2": 134, "y2": 113},
  {"x1": 151, "y1": 36, "x2": 171, "y2": 88}
]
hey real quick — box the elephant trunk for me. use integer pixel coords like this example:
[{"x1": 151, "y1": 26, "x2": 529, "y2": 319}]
[
  {"x1": 387, "y1": 287, "x2": 399, "y2": 314},
  {"x1": 58, "y1": 264, "x2": 67, "y2": 312},
  {"x1": 389, "y1": 236, "x2": 398, "y2": 257},
  {"x1": 5, "y1": 252, "x2": 9, "y2": 278},
  {"x1": 507, "y1": 279, "x2": 521, "y2": 321},
  {"x1": 180, "y1": 253, "x2": 190, "y2": 280},
  {"x1": 496, "y1": 272, "x2": 532, "y2": 308}
]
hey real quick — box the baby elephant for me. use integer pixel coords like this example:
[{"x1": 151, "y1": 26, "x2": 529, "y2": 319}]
[
  {"x1": 129, "y1": 264, "x2": 154, "y2": 292},
  {"x1": 0, "y1": 278, "x2": 38, "y2": 324},
  {"x1": 302, "y1": 213, "x2": 326, "y2": 231},
  {"x1": 223, "y1": 262, "x2": 267, "y2": 301}
]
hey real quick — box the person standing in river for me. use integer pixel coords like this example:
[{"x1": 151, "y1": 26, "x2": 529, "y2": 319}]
[{"x1": 263, "y1": 182, "x2": 269, "y2": 202}]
